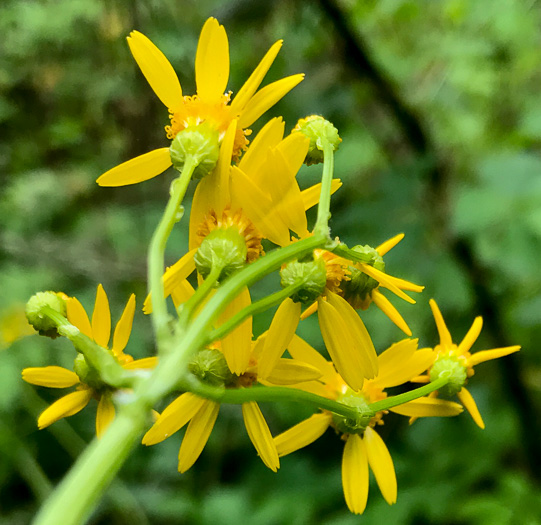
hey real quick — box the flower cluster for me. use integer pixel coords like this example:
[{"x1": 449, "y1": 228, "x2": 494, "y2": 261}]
[{"x1": 21, "y1": 17, "x2": 521, "y2": 519}]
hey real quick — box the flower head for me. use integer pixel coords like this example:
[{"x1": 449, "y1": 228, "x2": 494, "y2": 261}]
[
  {"x1": 273, "y1": 337, "x2": 462, "y2": 514},
  {"x1": 412, "y1": 299, "x2": 521, "y2": 429},
  {"x1": 22, "y1": 285, "x2": 156, "y2": 436},
  {"x1": 97, "y1": 18, "x2": 304, "y2": 187}
]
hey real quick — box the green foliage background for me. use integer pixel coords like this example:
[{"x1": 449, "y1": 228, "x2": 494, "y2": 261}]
[{"x1": 1, "y1": 1, "x2": 540, "y2": 523}]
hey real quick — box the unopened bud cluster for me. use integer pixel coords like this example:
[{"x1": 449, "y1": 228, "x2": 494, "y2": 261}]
[{"x1": 25, "y1": 291, "x2": 67, "y2": 338}]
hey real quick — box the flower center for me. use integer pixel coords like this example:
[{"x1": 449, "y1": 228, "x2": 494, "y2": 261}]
[
  {"x1": 196, "y1": 208, "x2": 264, "y2": 263},
  {"x1": 313, "y1": 249, "x2": 350, "y2": 294}
]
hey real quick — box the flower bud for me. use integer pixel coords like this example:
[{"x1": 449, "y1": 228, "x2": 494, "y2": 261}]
[
  {"x1": 194, "y1": 227, "x2": 247, "y2": 281},
  {"x1": 280, "y1": 258, "x2": 327, "y2": 303},
  {"x1": 292, "y1": 115, "x2": 341, "y2": 166},
  {"x1": 169, "y1": 122, "x2": 220, "y2": 179},
  {"x1": 332, "y1": 392, "x2": 373, "y2": 435},
  {"x1": 429, "y1": 356, "x2": 468, "y2": 398},
  {"x1": 189, "y1": 348, "x2": 233, "y2": 387},
  {"x1": 25, "y1": 291, "x2": 67, "y2": 338},
  {"x1": 73, "y1": 354, "x2": 105, "y2": 390},
  {"x1": 340, "y1": 245, "x2": 384, "y2": 309}
]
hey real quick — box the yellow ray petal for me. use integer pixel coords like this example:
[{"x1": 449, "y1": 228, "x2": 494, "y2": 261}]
[
  {"x1": 457, "y1": 387, "x2": 485, "y2": 429},
  {"x1": 265, "y1": 358, "x2": 322, "y2": 385},
  {"x1": 258, "y1": 298, "x2": 301, "y2": 379},
  {"x1": 382, "y1": 273, "x2": 424, "y2": 293},
  {"x1": 216, "y1": 287, "x2": 252, "y2": 375},
  {"x1": 195, "y1": 18, "x2": 229, "y2": 103},
  {"x1": 300, "y1": 300, "x2": 318, "y2": 320},
  {"x1": 376, "y1": 233, "x2": 404, "y2": 256},
  {"x1": 213, "y1": 119, "x2": 237, "y2": 211},
  {"x1": 38, "y1": 389, "x2": 93, "y2": 429},
  {"x1": 171, "y1": 280, "x2": 196, "y2": 309},
  {"x1": 274, "y1": 413, "x2": 332, "y2": 457},
  {"x1": 429, "y1": 299, "x2": 453, "y2": 347},
  {"x1": 123, "y1": 356, "x2": 158, "y2": 370},
  {"x1": 360, "y1": 264, "x2": 415, "y2": 304},
  {"x1": 390, "y1": 397, "x2": 463, "y2": 417},
  {"x1": 231, "y1": 40, "x2": 283, "y2": 114},
  {"x1": 327, "y1": 291, "x2": 378, "y2": 378},
  {"x1": 22, "y1": 366, "x2": 80, "y2": 388},
  {"x1": 376, "y1": 345, "x2": 435, "y2": 389},
  {"x1": 457, "y1": 316, "x2": 483, "y2": 355},
  {"x1": 342, "y1": 434, "x2": 369, "y2": 515},
  {"x1": 238, "y1": 74, "x2": 305, "y2": 129},
  {"x1": 301, "y1": 180, "x2": 342, "y2": 210},
  {"x1": 364, "y1": 427, "x2": 397, "y2": 505},
  {"x1": 242, "y1": 402, "x2": 280, "y2": 472},
  {"x1": 468, "y1": 345, "x2": 521, "y2": 367},
  {"x1": 127, "y1": 31, "x2": 182, "y2": 111},
  {"x1": 178, "y1": 400, "x2": 220, "y2": 473},
  {"x1": 318, "y1": 299, "x2": 364, "y2": 391},
  {"x1": 112, "y1": 294, "x2": 135, "y2": 355},
  {"x1": 96, "y1": 394, "x2": 115, "y2": 438},
  {"x1": 371, "y1": 289, "x2": 412, "y2": 336},
  {"x1": 66, "y1": 297, "x2": 92, "y2": 339},
  {"x1": 92, "y1": 284, "x2": 111, "y2": 348},
  {"x1": 230, "y1": 166, "x2": 291, "y2": 246},
  {"x1": 143, "y1": 393, "x2": 206, "y2": 446},
  {"x1": 377, "y1": 338, "x2": 416, "y2": 373},
  {"x1": 287, "y1": 334, "x2": 336, "y2": 384},
  {"x1": 237, "y1": 117, "x2": 284, "y2": 175},
  {"x1": 275, "y1": 132, "x2": 310, "y2": 179},
  {"x1": 97, "y1": 148, "x2": 172, "y2": 187}
]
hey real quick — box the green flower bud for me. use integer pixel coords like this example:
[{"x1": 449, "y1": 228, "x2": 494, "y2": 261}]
[
  {"x1": 292, "y1": 115, "x2": 342, "y2": 166},
  {"x1": 332, "y1": 392, "x2": 373, "y2": 435},
  {"x1": 430, "y1": 356, "x2": 467, "y2": 398},
  {"x1": 280, "y1": 257, "x2": 327, "y2": 303},
  {"x1": 73, "y1": 354, "x2": 105, "y2": 390},
  {"x1": 188, "y1": 348, "x2": 233, "y2": 387},
  {"x1": 25, "y1": 291, "x2": 67, "y2": 338},
  {"x1": 340, "y1": 245, "x2": 384, "y2": 309},
  {"x1": 194, "y1": 227, "x2": 247, "y2": 281},
  {"x1": 169, "y1": 122, "x2": 220, "y2": 179}
]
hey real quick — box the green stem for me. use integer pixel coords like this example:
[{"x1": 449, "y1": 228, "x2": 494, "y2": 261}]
[
  {"x1": 368, "y1": 375, "x2": 450, "y2": 413},
  {"x1": 178, "y1": 264, "x2": 223, "y2": 329},
  {"x1": 148, "y1": 158, "x2": 196, "y2": 350},
  {"x1": 42, "y1": 306, "x2": 135, "y2": 389},
  {"x1": 332, "y1": 243, "x2": 374, "y2": 264},
  {"x1": 181, "y1": 376, "x2": 362, "y2": 419},
  {"x1": 314, "y1": 140, "x2": 335, "y2": 235},
  {"x1": 208, "y1": 282, "x2": 304, "y2": 343}
]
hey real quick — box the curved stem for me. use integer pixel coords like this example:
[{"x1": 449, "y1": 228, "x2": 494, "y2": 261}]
[
  {"x1": 208, "y1": 282, "x2": 304, "y2": 344},
  {"x1": 148, "y1": 158, "x2": 196, "y2": 351}
]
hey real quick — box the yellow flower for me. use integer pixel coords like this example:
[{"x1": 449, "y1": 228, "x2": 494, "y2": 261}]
[
  {"x1": 97, "y1": 18, "x2": 304, "y2": 187},
  {"x1": 22, "y1": 285, "x2": 157, "y2": 437},
  {"x1": 273, "y1": 336, "x2": 462, "y2": 514},
  {"x1": 142, "y1": 300, "x2": 322, "y2": 473},
  {"x1": 411, "y1": 299, "x2": 521, "y2": 429}
]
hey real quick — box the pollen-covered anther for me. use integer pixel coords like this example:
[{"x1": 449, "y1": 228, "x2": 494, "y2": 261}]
[
  {"x1": 292, "y1": 115, "x2": 342, "y2": 166},
  {"x1": 196, "y1": 208, "x2": 264, "y2": 263}
]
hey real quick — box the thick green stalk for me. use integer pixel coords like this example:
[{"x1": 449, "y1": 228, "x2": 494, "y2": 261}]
[
  {"x1": 314, "y1": 140, "x2": 334, "y2": 235},
  {"x1": 148, "y1": 158, "x2": 196, "y2": 349},
  {"x1": 208, "y1": 282, "x2": 304, "y2": 343}
]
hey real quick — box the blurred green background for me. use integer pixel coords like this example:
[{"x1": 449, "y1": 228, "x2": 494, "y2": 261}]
[{"x1": 1, "y1": 0, "x2": 541, "y2": 523}]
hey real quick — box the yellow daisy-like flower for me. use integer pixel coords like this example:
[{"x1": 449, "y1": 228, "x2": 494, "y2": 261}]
[
  {"x1": 411, "y1": 299, "x2": 521, "y2": 429},
  {"x1": 273, "y1": 336, "x2": 463, "y2": 514},
  {"x1": 22, "y1": 285, "x2": 157, "y2": 437},
  {"x1": 97, "y1": 18, "x2": 304, "y2": 187},
  {"x1": 142, "y1": 305, "x2": 321, "y2": 473}
]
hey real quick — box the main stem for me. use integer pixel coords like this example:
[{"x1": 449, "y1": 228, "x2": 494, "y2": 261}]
[
  {"x1": 148, "y1": 158, "x2": 196, "y2": 350},
  {"x1": 314, "y1": 140, "x2": 334, "y2": 235}
]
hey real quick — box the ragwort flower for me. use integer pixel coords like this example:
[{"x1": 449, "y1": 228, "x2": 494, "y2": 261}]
[
  {"x1": 22, "y1": 285, "x2": 156, "y2": 437},
  {"x1": 411, "y1": 299, "x2": 521, "y2": 428},
  {"x1": 273, "y1": 336, "x2": 462, "y2": 514},
  {"x1": 97, "y1": 18, "x2": 304, "y2": 186}
]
